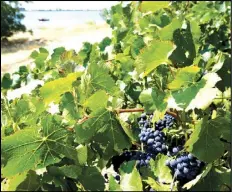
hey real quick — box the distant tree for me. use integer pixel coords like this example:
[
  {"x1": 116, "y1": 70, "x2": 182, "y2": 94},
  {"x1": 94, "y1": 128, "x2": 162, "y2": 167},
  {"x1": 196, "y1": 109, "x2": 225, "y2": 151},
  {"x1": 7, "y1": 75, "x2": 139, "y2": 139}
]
[{"x1": 1, "y1": 1, "x2": 30, "y2": 38}]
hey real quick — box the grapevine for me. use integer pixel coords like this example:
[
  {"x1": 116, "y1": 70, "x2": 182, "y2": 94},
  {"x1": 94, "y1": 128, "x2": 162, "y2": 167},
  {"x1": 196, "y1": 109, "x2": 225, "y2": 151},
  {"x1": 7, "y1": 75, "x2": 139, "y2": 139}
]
[{"x1": 1, "y1": 1, "x2": 231, "y2": 191}]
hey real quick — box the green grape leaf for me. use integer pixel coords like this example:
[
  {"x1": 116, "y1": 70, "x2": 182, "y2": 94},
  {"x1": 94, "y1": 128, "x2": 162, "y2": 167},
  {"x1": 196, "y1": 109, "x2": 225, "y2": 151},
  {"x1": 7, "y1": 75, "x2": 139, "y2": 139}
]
[
  {"x1": 136, "y1": 40, "x2": 174, "y2": 76},
  {"x1": 60, "y1": 92, "x2": 80, "y2": 122},
  {"x1": 140, "y1": 1, "x2": 169, "y2": 13},
  {"x1": 109, "y1": 175, "x2": 122, "y2": 191},
  {"x1": 50, "y1": 47, "x2": 66, "y2": 66},
  {"x1": 31, "y1": 48, "x2": 49, "y2": 70},
  {"x1": 139, "y1": 88, "x2": 168, "y2": 120},
  {"x1": 48, "y1": 165, "x2": 82, "y2": 179},
  {"x1": 150, "y1": 154, "x2": 173, "y2": 183},
  {"x1": 1, "y1": 73, "x2": 13, "y2": 89},
  {"x1": 185, "y1": 116, "x2": 230, "y2": 163},
  {"x1": 99, "y1": 37, "x2": 111, "y2": 51},
  {"x1": 75, "y1": 42, "x2": 92, "y2": 67},
  {"x1": 172, "y1": 79, "x2": 206, "y2": 109},
  {"x1": 16, "y1": 170, "x2": 41, "y2": 191},
  {"x1": 168, "y1": 66, "x2": 200, "y2": 90},
  {"x1": 2, "y1": 115, "x2": 77, "y2": 177},
  {"x1": 182, "y1": 164, "x2": 212, "y2": 190},
  {"x1": 117, "y1": 113, "x2": 138, "y2": 143},
  {"x1": 159, "y1": 18, "x2": 183, "y2": 41},
  {"x1": 1, "y1": 170, "x2": 41, "y2": 191},
  {"x1": 192, "y1": 167, "x2": 231, "y2": 191},
  {"x1": 144, "y1": 177, "x2": 177, "y2": 191},
  {"x1": 30, "y1": 50, "x2": 39, "y2": 59},
  {"x1": 169, "y1": 23, "x2": 196, "y2": 68},
  {"x1": 83, "y1": 90, "x2": 108, "y2": 111},
  {"x1": 82, "y1": 62, "x2": 120, "y2": 97},
  {"x1": 75, "y1": 108, "x2": 130, "y2": 152},
  {"x1": 119, "y1": 161, "x2": 143, "y2": 191},
  {"x1": 185, "y1": 73, "x2": 221, "y2": 111},
  {"x1": 13, "y1": 99, "x2": 31, "y2": 122},
  {"x1": 79, "y1": 166, "x2": 105, "y2": 191},
  {"x1": 40, "y1": 72, "x2": 83, "y2": 105},
  {"x1": 76, "y1": 144, "x2": 88, "y2": 165}
]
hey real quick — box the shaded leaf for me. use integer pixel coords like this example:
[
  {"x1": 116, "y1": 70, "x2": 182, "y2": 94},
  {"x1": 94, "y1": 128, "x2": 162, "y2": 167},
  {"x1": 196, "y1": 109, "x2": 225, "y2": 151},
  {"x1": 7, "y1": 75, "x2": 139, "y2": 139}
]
[
  {"x1": 79, "y1": 166, "x2": 105, "y2": 191},
  {"x1": 185, "y1": 116, "x2": 230, "y2": 163}
]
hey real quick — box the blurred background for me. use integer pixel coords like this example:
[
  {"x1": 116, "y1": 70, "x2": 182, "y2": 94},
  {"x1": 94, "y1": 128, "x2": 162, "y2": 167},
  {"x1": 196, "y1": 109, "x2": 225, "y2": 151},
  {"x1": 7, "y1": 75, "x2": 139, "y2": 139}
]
[{"x1": 1, "y1": 1, "x2": 120, "y2": 74}]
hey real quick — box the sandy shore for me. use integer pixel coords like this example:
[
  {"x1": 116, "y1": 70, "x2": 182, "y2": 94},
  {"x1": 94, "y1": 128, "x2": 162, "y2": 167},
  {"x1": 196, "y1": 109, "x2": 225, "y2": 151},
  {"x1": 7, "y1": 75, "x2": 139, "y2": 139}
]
[{"x1": 1, "y1": 23, "x2": 112, "y2": 74}]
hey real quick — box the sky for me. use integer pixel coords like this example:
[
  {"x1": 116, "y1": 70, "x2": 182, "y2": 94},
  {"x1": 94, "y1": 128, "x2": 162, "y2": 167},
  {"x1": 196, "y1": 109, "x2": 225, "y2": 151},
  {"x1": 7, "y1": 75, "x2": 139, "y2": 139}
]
[{"x1": 20, "y1": 1, "x2": 120, "y2": 10}]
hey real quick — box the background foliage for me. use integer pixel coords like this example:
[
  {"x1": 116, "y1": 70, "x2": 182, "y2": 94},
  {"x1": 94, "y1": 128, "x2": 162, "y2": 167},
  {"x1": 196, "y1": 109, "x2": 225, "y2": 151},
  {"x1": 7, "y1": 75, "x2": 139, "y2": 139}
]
[
  {"x1": 1, "y1": 1, "x2": 231, "y2": 191},
  {"x1": 1, "y1": 1, "x2": 30, "y2": 38}
]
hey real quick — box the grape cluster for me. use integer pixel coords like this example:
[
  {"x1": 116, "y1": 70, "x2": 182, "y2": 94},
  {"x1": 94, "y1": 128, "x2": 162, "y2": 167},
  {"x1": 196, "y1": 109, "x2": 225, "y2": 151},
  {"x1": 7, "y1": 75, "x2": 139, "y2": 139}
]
[
  {"x1": 165, "y1": 153, "x2": 204, "y2": 181},
  {"x1": 122, "y1": 151, "x2": 152, "y2": 168},
  {"x1": 155, "y1": 114, "x2": 175, "y2": 130},
  {"x1": 138, "y1": 113, "x2": 175, "y2": 131},
  {"x1": 138, "y1": 113, "x2": 169, "y2": 156},
  {"x1": 139, "y1": 129, "x2": 168, "y2": 155}
]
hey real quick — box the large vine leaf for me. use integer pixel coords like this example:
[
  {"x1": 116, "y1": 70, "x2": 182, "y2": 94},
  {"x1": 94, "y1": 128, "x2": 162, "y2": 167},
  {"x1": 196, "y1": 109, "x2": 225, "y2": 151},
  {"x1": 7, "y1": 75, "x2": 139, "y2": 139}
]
[
  {"x1": 81, "y1": 62, "x2": 120, "y2": 97},
  {"x1": 50, "y1": 47, "x2": 66, "y2": 66},
  {"x1": 185, "y1": 116, "x2": 230, "y2": 163},
  {"x1": 182, "y1": 164, "x2": 212, "y2": 190},
  {"x1": 119, "y1": 161, "x2": 143, "y2": 191},
  {"x1": 47, "y1": 165, "x2": 82, "y2": 179},
  {"x1": 192, "y1": 167, "x2": 231, "y2": 191},
  {"x1": 172, "y1": 78, "x2": 206, "y2": 109},
  {"x1": 60, "y1": 92, "x2": 80, "y2": 123},
  {"x1": 109, "y1": 175, "x2": 122, "y2": 191},
  {"x1": 135, "y1": 40, "x2": 174, "y2": 76},
  {"x1": 168, "y1": 66, "x2": 200, "y2": 90},
  {"x1": 83, "y1": 90, "x2": 108, "y2": 111},
  {"x1": 1, "y1": 115, "x2": 77, "y2": 177},
  {"x1": 139, "y1": 1, "x2": 169, "y2": 13},
  {"x1": 150, "y1": 154, "x2": 173, "y2": 183},
  {"x1": 1, "y1": 170, "x2": 41, "y2": 191},
  {"x1": 75, "y1": 107, "x2": 130, "y2": 152},
  {"x1": 144, "y1": 177, "x2": 177, "y2": 191},
  {"x1": 76, "y1": 144, "x2": 88, "y2": 165},
  {"x1": 159, "y1": 18, "x2": 183, "y2": 41},
  {"x1": 139, "y1": 87, "x2": 169, "y2": 121},
  {"x1": 78, "y1": 166, "x2": 105, "y2": 191},
  {"x1": 40, "y1": 72, "x2": 83, "y2": 105}
]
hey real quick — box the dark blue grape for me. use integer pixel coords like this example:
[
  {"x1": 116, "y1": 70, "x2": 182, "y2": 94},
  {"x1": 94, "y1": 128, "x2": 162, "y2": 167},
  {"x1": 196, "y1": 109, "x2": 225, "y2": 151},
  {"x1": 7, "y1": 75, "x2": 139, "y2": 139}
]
[
  {"x1": 172, "y1": 147, "x2": 179, "y2": 153},
  {"x1": 188, "y1": 154, "x2": 194, "y2": 160}
]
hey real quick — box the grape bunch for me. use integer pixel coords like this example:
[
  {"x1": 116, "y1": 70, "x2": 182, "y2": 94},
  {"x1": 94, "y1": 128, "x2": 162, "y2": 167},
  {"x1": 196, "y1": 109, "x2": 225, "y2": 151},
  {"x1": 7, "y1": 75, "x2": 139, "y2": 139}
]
[
  {"x1": 138, "y1": 113, "x2": 175, "y2": 131},
  {"x1": 139, "y1": 129, "x2": 168, "y2": 155},
  {"x1": 155, "y1": 114, "x2": 175, "y2": 131},
  {"x1": 165, "y1": 153, "x2": 204, "y2": 182},
  {"x1": 122, "y1": 151, "x2": 152, "y2": 168}
]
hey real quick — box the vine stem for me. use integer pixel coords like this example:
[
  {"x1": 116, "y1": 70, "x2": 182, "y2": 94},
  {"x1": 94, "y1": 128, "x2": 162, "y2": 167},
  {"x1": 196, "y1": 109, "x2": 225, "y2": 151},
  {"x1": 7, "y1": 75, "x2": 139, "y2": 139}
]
[{"x1": 116, "y1": 108, "x2": 178, "y2": 118}]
